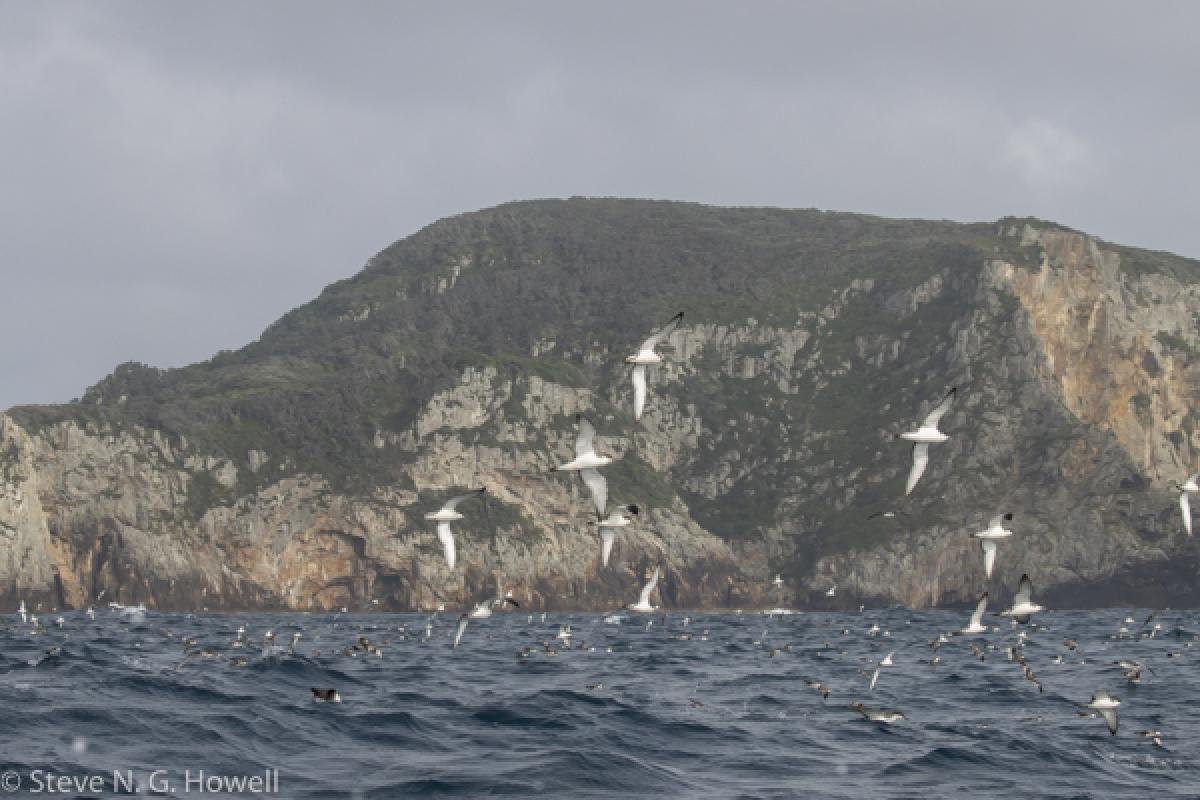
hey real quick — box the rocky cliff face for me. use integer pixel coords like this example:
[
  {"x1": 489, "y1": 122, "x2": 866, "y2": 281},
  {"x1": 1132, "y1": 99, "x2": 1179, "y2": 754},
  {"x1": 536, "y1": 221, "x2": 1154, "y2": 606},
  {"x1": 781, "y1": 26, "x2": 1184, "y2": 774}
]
[{"x1": 3, "y1": 201, "x2": 1198, "y2": 611}]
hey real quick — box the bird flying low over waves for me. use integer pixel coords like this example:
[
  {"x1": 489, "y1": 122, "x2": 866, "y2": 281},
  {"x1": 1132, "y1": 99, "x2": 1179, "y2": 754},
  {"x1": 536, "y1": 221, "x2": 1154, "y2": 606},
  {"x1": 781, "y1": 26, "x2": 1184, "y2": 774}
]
[
  {"x1": 453, "y1": 614, "x2": 470, "y2": 649},
  {"x1": 553, "y1": 414, "x2": 617, "y2": 516},
  {"x1": 849, "y1": 702, "x2": 905, "y2": 724},
  {"x1": 424, "y1": 488, "x2": 486, "y2": 569},
  {"x1": 1083, "y1": 691, "x2": 1120, "y2": 735},
  {"x1": 870, "y1": 652, "x2": 894, "y2": 691},
  {"x1": 626, "y1": 311, "x2": 684, "y2": 421},
  {"x1": 311, "y1": 688, "x2": 342, "y2": 703},
  {"x1": 898, "y1": 387, "x2": 956, "y2": 495},
  {"x1": 1001, "y1": 574, "x2": 1045, "y2": 624},
  {"x1": 593, "y1": 504, "x2": 639, "y2": 567},
  {"x1": 629, "y1": 567, "x2": 661, "y2": 612},
  {"x1": 957, "y1": 592, "x2": 989, "y2": 635}
]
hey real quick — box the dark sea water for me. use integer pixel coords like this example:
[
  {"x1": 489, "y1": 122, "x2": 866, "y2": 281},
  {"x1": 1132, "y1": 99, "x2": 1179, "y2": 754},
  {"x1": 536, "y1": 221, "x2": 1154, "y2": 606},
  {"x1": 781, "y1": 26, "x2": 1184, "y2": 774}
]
[{"x1": 1, "y1": 607, "x2": 1197, "y2": 799}]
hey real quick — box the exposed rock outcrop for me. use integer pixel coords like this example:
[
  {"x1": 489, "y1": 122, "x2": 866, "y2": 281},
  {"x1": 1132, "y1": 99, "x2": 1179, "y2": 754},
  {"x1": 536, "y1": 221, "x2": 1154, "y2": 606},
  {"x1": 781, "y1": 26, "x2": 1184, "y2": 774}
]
[{"x1": 2, "y1": 201, "x2": 1198, "y2": 611}]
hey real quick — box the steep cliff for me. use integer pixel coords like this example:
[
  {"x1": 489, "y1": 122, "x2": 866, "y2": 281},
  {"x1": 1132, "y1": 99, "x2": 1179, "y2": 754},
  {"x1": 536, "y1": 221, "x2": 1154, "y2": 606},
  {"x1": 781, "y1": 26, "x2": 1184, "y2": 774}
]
[{"x1": 3, "y1": 200, "x2": 1198, "y2": 611}]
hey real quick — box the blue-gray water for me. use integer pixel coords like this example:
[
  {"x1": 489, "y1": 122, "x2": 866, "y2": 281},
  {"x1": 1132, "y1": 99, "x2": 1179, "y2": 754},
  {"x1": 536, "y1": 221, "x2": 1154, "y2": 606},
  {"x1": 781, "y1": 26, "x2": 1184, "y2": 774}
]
[{"x1": 1, "y1": 607, "x2": 1197, "y2": 799}]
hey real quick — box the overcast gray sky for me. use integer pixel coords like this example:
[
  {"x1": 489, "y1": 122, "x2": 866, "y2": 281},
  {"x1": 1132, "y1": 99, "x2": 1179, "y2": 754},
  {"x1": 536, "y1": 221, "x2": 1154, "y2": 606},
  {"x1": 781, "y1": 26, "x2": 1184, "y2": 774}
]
[{"x1": 1, "y1": 1, "x2": 1197, "y2": 410}]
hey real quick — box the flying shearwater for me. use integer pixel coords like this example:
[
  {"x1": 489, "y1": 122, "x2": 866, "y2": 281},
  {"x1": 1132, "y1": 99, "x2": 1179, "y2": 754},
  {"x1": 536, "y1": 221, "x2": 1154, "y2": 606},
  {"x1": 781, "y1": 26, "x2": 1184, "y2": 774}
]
[
  {"x1": 1083, "y1": 691, "x2": 1120, "y2": 735},
  {"x1": 849, "y1": 702, "x2": 905, "y2": 724}
]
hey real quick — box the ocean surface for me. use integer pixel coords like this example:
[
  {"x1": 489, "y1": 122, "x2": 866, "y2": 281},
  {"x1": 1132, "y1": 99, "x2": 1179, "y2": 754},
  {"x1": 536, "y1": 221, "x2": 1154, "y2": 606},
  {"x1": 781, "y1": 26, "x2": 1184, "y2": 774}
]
[{"x1": 1, "y1": 606, "x2": 1197, "y2": 799}]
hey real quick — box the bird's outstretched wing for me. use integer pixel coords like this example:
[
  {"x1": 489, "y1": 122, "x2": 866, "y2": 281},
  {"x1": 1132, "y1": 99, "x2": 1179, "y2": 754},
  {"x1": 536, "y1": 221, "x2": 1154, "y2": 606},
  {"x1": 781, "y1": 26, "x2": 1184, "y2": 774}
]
[
  {"x1": 906, "y1": 443, "x2": 929, "y2": 495},
  {"x1": 969, "y1": 592, "x2": 988, "y2": 629},
  {"x1": 575, "y1": 414, "x2": 598, "y2": 459},
  {"x1": 638, "y1": 312, "x2": 684, "y2": 353},
  {"x1": 1014, "y1": 574, "x2": 1033, "y2": 608},
  {"x1": 580, "y1": 468, "x2": 608, "y2": 517},
  {"x1": 981, "y1": 539, "x2": 997, "y2": 578},
  {"x1": 437, "y1": 523, "x2": 456, "y2": 568},
  {"x1": 599, "y1": 529, "x2": 615, "y2": 568},
  {"x1": 632, "y1": 365, "x2": 648, "y2": 421},
  {"x1": 922, "y1": 387, "x2": 957, "y2": 428},
  {"x1": 442, "y1": 488, "x2": 486, "y2": 512},
  {"x1": 639, "y1": 567, "x2": 661, "y2": 607}
]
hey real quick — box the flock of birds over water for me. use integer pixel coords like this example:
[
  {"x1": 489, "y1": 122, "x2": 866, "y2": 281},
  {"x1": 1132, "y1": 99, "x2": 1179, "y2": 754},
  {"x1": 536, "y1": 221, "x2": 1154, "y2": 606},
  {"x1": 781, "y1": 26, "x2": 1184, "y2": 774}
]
[{"x1": 7, "y1": 310, "x2": 1200, "y2": 753}]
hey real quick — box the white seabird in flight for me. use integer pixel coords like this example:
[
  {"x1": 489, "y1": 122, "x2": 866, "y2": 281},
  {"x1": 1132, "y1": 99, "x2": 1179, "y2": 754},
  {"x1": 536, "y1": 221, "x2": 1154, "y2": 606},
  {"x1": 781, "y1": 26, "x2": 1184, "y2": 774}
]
[
  {"x1": 825, "y1": 585, "x2": 837, "y2": 597},
  {"x1": 593, "y1": 504, "x2": 638, "y2": 567},
  {"x1": 898, "y1": 387, "x2": 956, "y2": 495},
  {"x1": 453, "y1": 613, "x2": 469, "y2": 649},
  {"x1": 1172, "y1": 473, "x2": 1198, "y2": 536},
  {"x1": 18, "y1": 599, "x2": 26, "y2": 624},
  {"x1": 629, "y1": 567, "x2": 661, "y2": 613},
  {"x1": 958, "y1": 592, "x2": 989, "y2": 635},
  {"x1": 626, "y1": 312, "x2": 683, "y2": 421},
  {"x1": 424, "y1": 488, "x2": 486, "y2": 569},
  {"x1": 1001, "y1": 574, "x2": 1045, "y2": 624},
  {"x1": 1084, "y1": 691, "x2": 1121, "y2": 735},
  {"x1": 553, "y1": 415, "x2": 616, "y2": 517},
  {"x1": 870, "y1": 652, "x2": 895, "y2": 691},
  {"x1": 971, "y1": 512, "x2": 1014, "y2": 578}
]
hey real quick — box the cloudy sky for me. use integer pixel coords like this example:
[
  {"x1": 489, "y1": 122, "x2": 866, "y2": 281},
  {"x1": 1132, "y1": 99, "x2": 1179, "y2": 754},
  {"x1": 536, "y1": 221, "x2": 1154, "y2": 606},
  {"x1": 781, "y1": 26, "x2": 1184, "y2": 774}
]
[{"x1": 1, "y1": 1, "x2": 1196, "y2": 409}]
